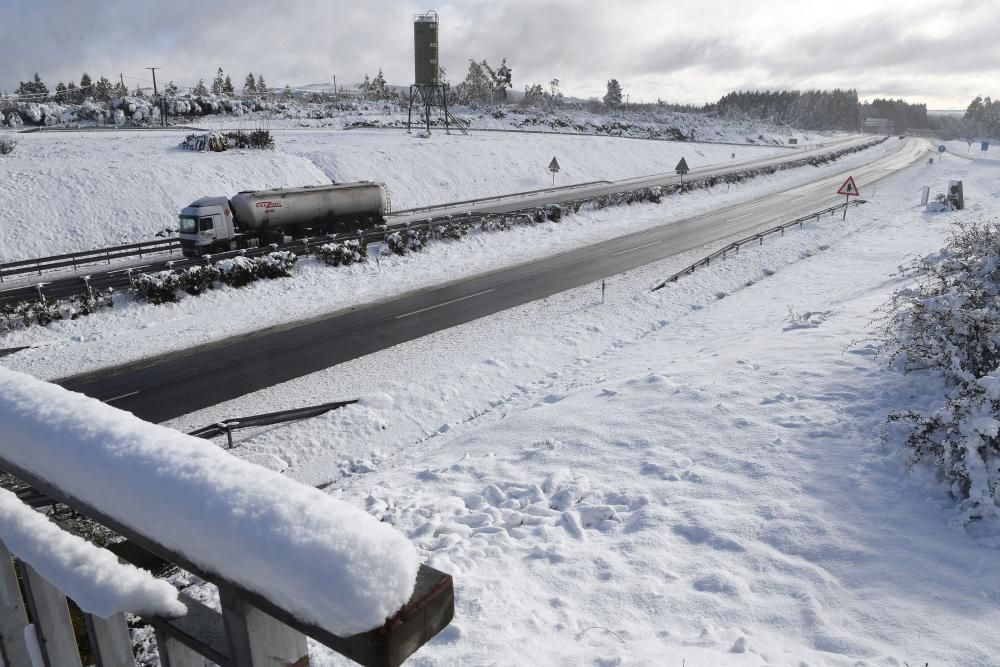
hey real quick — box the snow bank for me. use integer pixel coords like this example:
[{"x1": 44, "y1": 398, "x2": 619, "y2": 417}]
[
  {"x1": 0, "y1": 488, "x2": 184, "y2": 618},
  {"x1": 0, "y1": 367, "x2": 419, "y2": 636}
]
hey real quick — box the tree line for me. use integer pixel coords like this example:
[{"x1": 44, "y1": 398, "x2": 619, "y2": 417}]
[{"x1": 714, "y1": 89, "x2": 928, "y2": 132}]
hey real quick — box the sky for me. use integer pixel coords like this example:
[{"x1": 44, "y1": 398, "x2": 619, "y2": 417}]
[{"x1": 0, "y1": 0, "x2": 993, "y2": 109}]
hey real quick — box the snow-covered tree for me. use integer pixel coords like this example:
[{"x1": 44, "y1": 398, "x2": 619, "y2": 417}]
[
  {"x1": 193, "y1": 79, "x2": 209, "y2": 96},
  {"x1": 112, "y1": 79, "x2": 128, "y2": 99},
  {"x1": 55, "y1": 81, "x2": 67, "y2": 98},
  {"x1": 15, "y1": 73, "x2": 48, "y2": 99},
  {"x1": 223, "y1": 75, "x2": 234, "y2": 95},
  {"x1": 66, "y1": 81, "x2": 80, "y2": 103},
  {"x1": 282, "y1": 84, "x2": 293, "y2": 99},
  {"x1": 243, "y1": 73, "x2": 257, "y2": 96},
  {"x1": 256, "y1": 74, "x2": 267, "y2": 96},
  {"x1": 165, "y1": 80, "x2": 179, "y2": 96},
  {"x1": 483, "y1": 57, "x2": 512, "y2": 104},
  {"x1": 212, "y1": 67, "x2": 225, "y2": 94},
  {"x1": 93, "y1": 76, "x2": 112, "y2": 102},
  {"x1": 604, "y1": 79, "x2": 623, "y2": 107}
]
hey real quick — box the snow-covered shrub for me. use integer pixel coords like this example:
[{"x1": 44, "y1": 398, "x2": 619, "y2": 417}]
[
  {"x1": 134, "y1": 271, "x2": 182, "y2": 304},
  {"x1": 255, "y1": 251, "x2": 298, "y2": 278},
  {"x1": 385, "y1": 229, "x2": 426, "y2": 255},
  {"x1": 878, "y1": 220, "x2": 1000, "y2": 521},
  {"x1": 315, "y1": 240, "x2": 364, "y2": 267},
  {"x1": 217, "y1": 255, "x2": 258, "y2": 287},
  {"x1": 180, "y1": 264, "x2": 221, "y2": 295},
  {"x1": 0, "y1": 137, "x2": 15, "y2": 155},
  {"x1": 180, "y1": 129, "x2": 274, "y2": 152}
]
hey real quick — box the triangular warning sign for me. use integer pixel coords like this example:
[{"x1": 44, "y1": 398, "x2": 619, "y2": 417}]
[
  {"x1": 548, "y1": 156, "x2": 560, "y2": 172},
  {"x1": 837, "y1": 176, "x2": 859, "y2": 196},
  {"x1": 675, "y1": 157, "x2": 690, "y2": 174}
]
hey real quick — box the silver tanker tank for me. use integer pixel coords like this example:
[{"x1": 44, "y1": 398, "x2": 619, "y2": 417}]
[{"x1": 229, "y1": 182, "x2": 388, "y2": 231}]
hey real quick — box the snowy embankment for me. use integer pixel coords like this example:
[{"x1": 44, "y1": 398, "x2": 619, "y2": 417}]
[
  {"x1": 0, "y1": 367, "x2": 418, "y2": 636},
  {"x1": 0, "y1": 487, "x2": 184, "y2": 618},
  {"x1": 0, "y1": 129, "x2": 786, "y2": 263},
  {"x1": 0, "y1": 140, "x2": 894, "y2": 381},
  {"x1": 165, "y1": 153, "x2": 999, "y2": 664}
]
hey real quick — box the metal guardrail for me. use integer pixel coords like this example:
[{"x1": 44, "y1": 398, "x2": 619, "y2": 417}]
[
  {"x1": 0, "y1": 238, "x2": 181, "y2": 282},
  {"x1": 187, "y1": 399, "x2": 359, "y2": 447},
  {"x1": 391, "y1": 180, "x2": 613, "y2": 216},
  {"x1": 650, "y1": 200, "x2": 867, "y2": 291}
]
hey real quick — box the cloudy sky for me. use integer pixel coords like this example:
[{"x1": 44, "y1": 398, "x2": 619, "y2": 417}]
[{"x1": 1, "y1": 0, "x2": 992, "y2": 109}]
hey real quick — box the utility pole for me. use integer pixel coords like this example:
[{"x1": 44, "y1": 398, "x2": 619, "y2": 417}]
[
  {"x1": 147, "y1": 67, "x2": 164, "y2": 126},
  {"x1": 333, "y1": 75, "x2": 338, "y2": 103},
  {"x1": 119, "y1": 73, "x2": 125, "y2": 89}
]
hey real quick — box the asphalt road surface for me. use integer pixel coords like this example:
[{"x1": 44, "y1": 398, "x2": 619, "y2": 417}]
[{"x1": 59, "y1": 138, "x2": 928, "y2": 423}]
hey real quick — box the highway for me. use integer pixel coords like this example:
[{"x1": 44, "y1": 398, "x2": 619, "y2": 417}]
[{"x1": 58, "y1": 138, "x2": 928, "y2": 423}]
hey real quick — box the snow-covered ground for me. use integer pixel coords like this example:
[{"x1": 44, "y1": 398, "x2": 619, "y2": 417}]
[
  {"x1": 0, "y1": 128, "x2": 792, "y2": 262},
  {"x1": 0, "y1": 140, "x2": 898, "y2": 381},
  {"x1": 150, "y1": 152, "x2": 999, "y2": 664}
]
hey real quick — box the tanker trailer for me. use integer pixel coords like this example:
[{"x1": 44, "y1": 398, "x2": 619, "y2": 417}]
[{"x1": 178, "y1": 181, "x2": 388, "y2": 257}]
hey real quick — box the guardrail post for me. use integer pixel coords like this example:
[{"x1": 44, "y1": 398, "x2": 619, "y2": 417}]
[
  {"x1": 219, "y1": 587, "x2": 309, "y2": 667},
  {"x1": 0, "y1": 540, "x2": 32, "y2": 667},
  {"x1": 85, "y1": 612, "x2": 137, "y2": 667},
  {"x1": 154, "y1": 629, "x2": 205, "y2": 667},
  {"x1": 17, "y1": 561, "x2": 84, "y2": 667}
]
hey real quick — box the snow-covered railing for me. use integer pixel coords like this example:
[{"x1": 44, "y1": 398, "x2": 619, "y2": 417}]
[
  {"x1": 0, "y1": 238, "x2": 181, "y2": 283},
  {"x1": 0, "y1": 367, "x2": 454, "y2": 666}
]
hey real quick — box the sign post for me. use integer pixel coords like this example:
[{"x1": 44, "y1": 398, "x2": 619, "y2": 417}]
[
  {"x1": 982, "y1": 141, "x2": 990, "y2": 155},
  {"x1": 837, "y1": 175, "x2": 860, "y2": 219},
  {"x1": 675, "y1": 157, "x2": 690, "y2": 187},
  {"x1": 548, "y1": 156, "x2": 560, "y2": 187},
  {"x1": 938, "y1": 144, "x2": 946, "y2": 161}
]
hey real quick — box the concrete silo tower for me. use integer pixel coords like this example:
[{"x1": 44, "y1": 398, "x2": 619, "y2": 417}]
[{"x1": 407, "y1": 10, "x2": 464, "y2": 134}]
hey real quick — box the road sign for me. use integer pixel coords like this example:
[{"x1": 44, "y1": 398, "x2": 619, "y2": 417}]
[
  {"x1": 675, "y1": 157, "x2": 689, "y2": 175},
  {"x1": 548, "y1": 157, "x2": 560, "y2": 172},
  {"x1": 938, "y1": 144, "x2": 946, "y2": 153},
  {"x1": 983, "y1": 141, "x2": 990, "y2": 152},
  {"x1": 837, "y1": 176, "x2": 860, "y2": 197}
]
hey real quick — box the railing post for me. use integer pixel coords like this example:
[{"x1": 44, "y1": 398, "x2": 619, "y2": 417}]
[
  {"x1": 17, "y1": 561, "x2": 84, "y2": 667},
  {"x1": 154, "y1": 628, "x2": 206, "y2": 667},
  {"x1": 85, "y1": 612, "x2": 136, "y2": 667},
  {"x1": 0, "y1": 541, "x2": 32, "y2": 667},
  {"x1": 219, "y1": 587, "x2": 309, "y2": 667}
]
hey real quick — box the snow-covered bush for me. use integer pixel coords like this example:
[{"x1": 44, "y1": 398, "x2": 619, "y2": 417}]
[
  {"x1": 217, "y1": 255, "x2": 258, "y2": 287},
  {"x1": 180, "y1": 264, "x2": 221, "y2": 295},
  {"x1": 385, "y1": 229, "x2": 426, "y2": 255},
  {"x1": 181, "y1": 130, "x2": 274, "y2": 152},
  {"x1": 878, "y1": 220, "x2": 1000, "y2": 521},
  {"x1": 316, "y1": 240, "x2": 364, "y2": 267},
  {"x1": 0, "y1": 292, "x2": 113, "y2": 332},
  {"x1": 134, "y1": 270, "x2": 182, "y2": 304},
  {"x1": 255, "y1": 250, "x2": 298, "y2": 278},
  {"x1": 0, "y1": 137, "x2": 15, "y2": 155}
]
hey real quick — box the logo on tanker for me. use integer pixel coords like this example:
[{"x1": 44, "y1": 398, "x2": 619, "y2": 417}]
[{"x1": 255, "y1": 201, "x2": 284, "y2": 210}]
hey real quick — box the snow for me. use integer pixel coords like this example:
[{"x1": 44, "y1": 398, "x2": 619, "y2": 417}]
[
  {"x1": 0, "y1": 487, "x2": 184, "y2": 618},
  {"x1": 0, "y1": 367, "x2": 418, "y2": 636},
  {"x1": 0, "y1": 140, "x2": 899, "y2": 381},
  {"x1": 0, "y1": 127, "x2": 789, "y2": 262},
  {"x1": 161, "y1": 152, "x2": 999, "y2": 664}
]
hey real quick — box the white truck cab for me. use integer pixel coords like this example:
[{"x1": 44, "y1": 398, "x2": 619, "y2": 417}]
[{"x1": 178, "y1": 196, "x2": 237, "y2": 256}]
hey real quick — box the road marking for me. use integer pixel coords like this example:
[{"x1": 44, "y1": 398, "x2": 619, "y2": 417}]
[
  {"x1": 395, "y1": 289, "x2": 496, "y2": 319},
  {"x1": 104, "y1": 390, "x2": 140, "y2": 403},
  {"x1": 613, "y1": 240, "x2": 662, "y2": 256}
]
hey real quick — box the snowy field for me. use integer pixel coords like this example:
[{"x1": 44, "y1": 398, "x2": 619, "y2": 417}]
[
  {"x1": 153, "y1": 153, "x2": 1000, "y2": 665},
  {"x1": 0, "y1": 128, "x2": 791, "y2": 262},
  {"x1": 0, "y1": 140, "x2": 899, "y2": 381}
]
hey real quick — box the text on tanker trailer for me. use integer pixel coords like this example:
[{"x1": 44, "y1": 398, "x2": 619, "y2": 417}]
[{"x1": 178, "y1": 181, "x2": 389, "y2": 257}]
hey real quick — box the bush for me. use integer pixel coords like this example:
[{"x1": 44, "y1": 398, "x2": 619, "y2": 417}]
[
  {"x1": 135, "y1": 271, "x2": 182, "y2": 304},
  {"x1": 877, "y1": 220, "x2": 1000, "y2": 521},
  {"x1": 180, "y1": 264, "x2": 221, "y2": 295},
  {"x1": 217, "y1": 255, "x2": 258, "y2": 287},
  {"x1": 180, "y1": 129, "x2": 274, "y2": 152},
  {"x1": 256, "y1": 250, "x2": 298, "y2": 278},
  {"x1": 0, "y1": 137, "x2": 14, "y2": 155},
  {"x1": 316, "y1": 240, "x2": 364, "y2": 266}
]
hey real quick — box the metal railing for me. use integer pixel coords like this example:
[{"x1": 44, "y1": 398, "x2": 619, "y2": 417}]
[
  {"x1": 187, "y1": 399, "x2": 359, "y2": 447},
  {"x1": 651, "y1": 200, "x2": 867, "y2": 290},
  {"x1": 0, "y1": 238, "x2": 181, "y2": 282}
]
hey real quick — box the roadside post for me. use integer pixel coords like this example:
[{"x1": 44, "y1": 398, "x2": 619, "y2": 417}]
[
  {"x1": 920, "y1": 186, "x2": 930, "y2": 206},
  {"x1": 548, "y1": 156, "x2": 560, "y2": 187},
  {"x1": 675, "y1": 157, "x2": 690, "y2": 187},
  {"x1": 601, "y1": 279, "x2": 606, "y2": 304},
  {"x1": 982, "y1": 141, "x2": 990, "y2": 157},
  {"x1": 837, "y1": 175, "x2": 860, "y2": 220},
  {"x1": 938, "y1": 144, "x2": 946, "y2": 161}
]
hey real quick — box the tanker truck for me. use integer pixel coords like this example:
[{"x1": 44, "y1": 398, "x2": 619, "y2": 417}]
[{"x1": 177, "y1": 181, "x2": 389, "y2": 257}]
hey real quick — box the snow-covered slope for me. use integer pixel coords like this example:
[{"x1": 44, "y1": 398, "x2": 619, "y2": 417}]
[{"x1": 0, "y1": 129, "x2": 787, "y2": 263}]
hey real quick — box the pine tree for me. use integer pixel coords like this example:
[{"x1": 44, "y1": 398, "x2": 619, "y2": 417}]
[
  {"x1": 79, "y1": 73, "x2": 92, "y2": 94},
  {"x1": 165, "y1": 80, "x2": 179, "y2": 96},
  {"x1": 603, "y1": 79, "x2": 622, "y2": 108},
  {"x1": 16, "y1": 73, "x2": 49, "y2": 98},
  {"x1": 93, "y1": 77, "x2": 112, "y2": 102},
  {"x1": 223, "y1": 75, "x2": 234, "y2": 95},
  {"x1": 282, "y1": 84, "x2": 293, "y2": 99},
  {"x1": 67, "y1": 81, "x2": 80, "y2": 103},
  {"x1": 212, "y1": 67, "x2": 225, "y2": 94},
  {"x1": 256, "y1": 74, "x2": 266, "y2": 96},
  {"x1": 112, "y1": 79, "x2": 128, "y2": 99},
  {"x1": 55, "y1": 81, "x2": 67, "y2": 99},
  {"x1": 193, "y1": 79, "x2": 208, "y2": 96},
  {"x1": 244, "y1": 73, "x2": 257, "y2": 96}
]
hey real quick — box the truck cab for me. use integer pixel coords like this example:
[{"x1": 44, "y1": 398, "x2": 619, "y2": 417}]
[{"x1": 178, "y1": 196, "x2": 237, "y2": 257}]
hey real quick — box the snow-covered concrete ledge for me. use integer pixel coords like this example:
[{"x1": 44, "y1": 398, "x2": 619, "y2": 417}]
[
  {"x1": 0, "y1": 488, "x2": 184, "y2": 618},
  {"x1": 0, "y1": 367, "x2": 419, "y2": 636}
]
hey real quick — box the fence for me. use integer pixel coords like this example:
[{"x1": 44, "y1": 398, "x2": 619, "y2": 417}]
[
  {"x1": 0, "y1": 239, "x2": 181, "y2": 283},
  {"x1": 187, "y1": 399, "x2": 359, "y2": 447},
  {"x1": 651, "y1": 199, "x2": 866, "y2": 290}
]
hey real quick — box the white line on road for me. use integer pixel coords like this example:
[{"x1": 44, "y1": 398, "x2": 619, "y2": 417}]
[
  {"x1": 104, "y1": 390, "x2": 140, "y2": 403},
  {"x1": 395, "y1": 289, "x2": 496, "y2": 319},
  {"x1": 613, "y1": 240, "x2": 663, "y2": 256}
]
